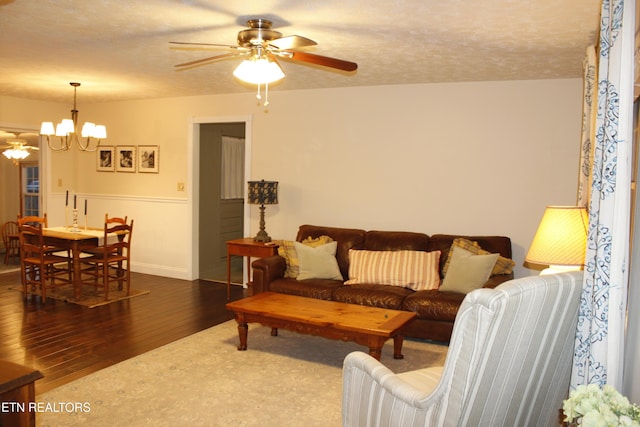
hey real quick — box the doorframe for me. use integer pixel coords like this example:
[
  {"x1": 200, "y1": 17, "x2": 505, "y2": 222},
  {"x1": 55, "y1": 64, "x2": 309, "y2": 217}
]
[{"x1": 187, "y1": 115, "x2": 252, "y2": 280}]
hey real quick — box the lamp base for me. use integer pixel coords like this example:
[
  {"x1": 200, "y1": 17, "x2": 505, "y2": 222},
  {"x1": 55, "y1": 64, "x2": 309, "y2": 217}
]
[
  {"x1": 253, "y1": 203, "x2": 271, "y2": 242},
  {"x1": 540, "y1": 265, "x2": 581, "y2": 276},
  {"x1": 253, "y1": 230, "x2": 272, "y2": 243}
]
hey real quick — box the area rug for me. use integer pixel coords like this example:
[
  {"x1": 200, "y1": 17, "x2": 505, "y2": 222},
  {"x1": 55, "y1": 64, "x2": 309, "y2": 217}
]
[
  {"x1": 10, "y1": 283, "x2": 149, "y2": 308},
  {"x1": 37, "y1": 320, "x2": 448, "y2": 427}
]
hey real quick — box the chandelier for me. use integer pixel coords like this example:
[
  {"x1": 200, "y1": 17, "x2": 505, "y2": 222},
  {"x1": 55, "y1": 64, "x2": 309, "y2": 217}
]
[{"x1": 40, "y1": 82, "x2": 107, "y2": 152}]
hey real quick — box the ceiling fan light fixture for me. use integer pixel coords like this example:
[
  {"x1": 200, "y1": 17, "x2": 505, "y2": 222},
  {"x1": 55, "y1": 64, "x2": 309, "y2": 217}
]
[
  {"x1": 233, "y1": 57, "x2": 285, "y2": 85},
  {"x1": 3, "y1": 148, "x2": 30, "y2": 160},
  {"x1": 3, "y1": 145, "x2": 31, "y2": 165}
]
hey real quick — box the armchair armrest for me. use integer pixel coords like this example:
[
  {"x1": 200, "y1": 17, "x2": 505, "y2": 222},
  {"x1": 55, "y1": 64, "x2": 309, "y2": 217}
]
[
  {"x1": 342, "y1": 351, "x2": 442, "y2": 427},
  {"x1": 251, "y1": 255, "x2": 286, "y2": 294}
]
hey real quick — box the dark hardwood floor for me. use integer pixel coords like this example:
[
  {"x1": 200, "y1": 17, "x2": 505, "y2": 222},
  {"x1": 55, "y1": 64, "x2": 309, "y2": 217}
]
[{"x1": 0, "y1": 269, "x2": 245, "y2": 395}]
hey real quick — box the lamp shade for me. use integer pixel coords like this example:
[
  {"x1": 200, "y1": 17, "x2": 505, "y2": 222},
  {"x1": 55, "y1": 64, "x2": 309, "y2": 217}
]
[
  {"x1": 525, "y1": 206, "x2": 588, "y2": 267},
  {"x1": 247, "y1": 180, "x2": 278, "y2": 205}
]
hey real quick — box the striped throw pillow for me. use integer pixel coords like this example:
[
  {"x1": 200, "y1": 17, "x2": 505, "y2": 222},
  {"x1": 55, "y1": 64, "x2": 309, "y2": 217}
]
[{"x1": 345, "y1": 249, "x2": 441, "y2": 291}]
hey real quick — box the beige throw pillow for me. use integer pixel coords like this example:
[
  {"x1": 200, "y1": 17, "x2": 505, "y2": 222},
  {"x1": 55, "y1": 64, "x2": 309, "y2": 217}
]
[
  {"x1": 345, "y1": 249, "x2": 441, "y2": 291},
  {"x1": 442, "y1": 238, "x2": 515, "y2": 276},
  {"x1": 295, "y1": 241, "x2": 343, "y2": 281},
  {"x1": 440, "y1": 246, "x2": 499, "y2": 294},
  {"x1": 277, "y1": 235, "x2": 334, "y2": 278}
]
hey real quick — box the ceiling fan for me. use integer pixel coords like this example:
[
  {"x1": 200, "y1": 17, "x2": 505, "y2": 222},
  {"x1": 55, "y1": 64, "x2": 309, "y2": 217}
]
[
  {"x1": 170, "y1": 18, "x2": 357, "y2": 106},
  {"x1": 1, "y1": 137, "x2": 39, "y2": 164},
  {"x1": 171, "y1": 18, "x2": 357, "y2": 72}
]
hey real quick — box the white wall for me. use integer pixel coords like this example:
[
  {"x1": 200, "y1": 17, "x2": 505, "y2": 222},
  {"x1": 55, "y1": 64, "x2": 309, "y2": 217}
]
[
  {"x1": 1, "y1": 78, "x2": 583, "y2": 279},
  {"x1": 248, "y1": 80, "x2": 583, "y2": 278}
]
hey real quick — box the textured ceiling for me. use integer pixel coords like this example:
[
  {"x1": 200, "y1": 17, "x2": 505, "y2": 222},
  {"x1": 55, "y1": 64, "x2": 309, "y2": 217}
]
[{"x1": 0, "y1": 0, "x2": 600, "y2": 106}]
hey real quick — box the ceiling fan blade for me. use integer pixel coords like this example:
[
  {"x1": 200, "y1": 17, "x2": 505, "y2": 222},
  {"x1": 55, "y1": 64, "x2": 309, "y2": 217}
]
[
  {"x1": 169, "y1": 41, "x2": 241, "y2": 49},
  {"x1": 268, "y1": 35, "x2": 317, "y2": 50},
  {"x1": 284, "y1": 51, "x2": 357, "y2": 72},
  {"x1": 174, "y1": 52, "x2": 241, "y2": 68}
]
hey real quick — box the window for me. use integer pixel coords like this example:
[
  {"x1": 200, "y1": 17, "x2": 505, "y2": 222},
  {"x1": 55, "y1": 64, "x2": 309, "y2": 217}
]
[{"x1": 21, "y1": 163, "x2": 39, "y2": 217}]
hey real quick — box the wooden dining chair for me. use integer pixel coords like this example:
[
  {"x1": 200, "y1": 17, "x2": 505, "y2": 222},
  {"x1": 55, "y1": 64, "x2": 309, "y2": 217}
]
[
  {"x1": 18, "y1": 222, "x2": 73, "y2": 302},
  {"x1": 80, "y1": 218, "x2": 133, "y2": 301},
  {"x1": 18, "y1": 214, "x2": 70, "y2": 254},
  {"x1": 2, "y1": 220, "x2": 20, "y2": 264},
  {"x1": 17, "y1": 215, "x2": 73, "y2": 279}
]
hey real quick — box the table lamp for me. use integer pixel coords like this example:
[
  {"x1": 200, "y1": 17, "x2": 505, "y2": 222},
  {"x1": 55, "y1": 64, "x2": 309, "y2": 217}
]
[
  {"x1": 247, "y1": 180, "x2": 278, "y2": 242},
  {"x1": 525, "y1": 206, "x2": 588, "y2": 275}
]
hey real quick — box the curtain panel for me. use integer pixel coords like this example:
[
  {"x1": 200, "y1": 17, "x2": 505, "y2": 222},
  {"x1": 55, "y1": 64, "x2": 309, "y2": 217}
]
[
  {"x1": 220, "y1": 136, "x2": 245, "y2": 200},
  {"x1": 571, "y1": 0, "x2": 635, "y2": 391},
  {"x1": 577, "y1": 46, "x2": 597, "y2": 207}
]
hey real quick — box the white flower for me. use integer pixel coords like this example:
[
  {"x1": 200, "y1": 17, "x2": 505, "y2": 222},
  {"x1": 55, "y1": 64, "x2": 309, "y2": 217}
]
[{"x1": 563, "y1": 385, "x2": 640, "y2": 427}]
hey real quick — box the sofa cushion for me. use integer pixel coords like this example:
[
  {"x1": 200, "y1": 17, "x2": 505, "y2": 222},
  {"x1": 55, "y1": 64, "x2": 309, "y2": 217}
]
[
  {"x1": 442, "y1": 238, "x2": 515, "y2": 276},
  {"x1": 439, "y1": 246, "x2": 499, "y2": 294},
  {"x1": 345, "y1": 249, "x2": 440, "y2": 291},
  {"x1": 402, "y1": 290, "x2": 466, "y2": 322},
  {"x1": 362, "y1": 230, "x2": 430, "y2": 251},
  {"x1": 268, "y1": 278, "x2": 343, "y2": 300},
  {"x1": 295, "y1": 241, "x2": 343, "y2": 281},
  {"x1": 333, "y1": 284, "x2": 413, "y2": 310}
]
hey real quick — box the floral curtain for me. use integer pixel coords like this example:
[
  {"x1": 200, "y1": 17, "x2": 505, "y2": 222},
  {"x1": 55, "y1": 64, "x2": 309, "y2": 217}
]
[
  {"x1": 571, "y1": 0, "x2": 635, "y2": 390},
  {"x1": 577, "y1": 46, "x2": 597, "y2": 208}
]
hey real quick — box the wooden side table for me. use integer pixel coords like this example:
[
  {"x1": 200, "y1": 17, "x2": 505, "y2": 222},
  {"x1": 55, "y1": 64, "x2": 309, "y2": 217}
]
[
  {"x1": 226, "y1": 238, "x2": 278, "y2": 300},
  {"x1": 0, "y1": 360, "x2": 43, "y2": 427}
]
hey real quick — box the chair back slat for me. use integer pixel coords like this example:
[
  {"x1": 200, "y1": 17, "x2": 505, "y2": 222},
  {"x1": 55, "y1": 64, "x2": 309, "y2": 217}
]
[
  {"x1": 99, "y1": 219, "x2": 133, "y2": 259},
  {"x1": 18, "y1": 223, "x2": 47, "y2": 260}
]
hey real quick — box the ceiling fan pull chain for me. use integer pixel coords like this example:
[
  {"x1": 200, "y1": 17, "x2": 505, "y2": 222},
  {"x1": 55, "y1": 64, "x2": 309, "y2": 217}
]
[
  {"x1": 264, "y1": 82, "x2": 270, "y2": 109},
  {"x1": 256, "y1": 83, "x2": 262, "y2": 102}
]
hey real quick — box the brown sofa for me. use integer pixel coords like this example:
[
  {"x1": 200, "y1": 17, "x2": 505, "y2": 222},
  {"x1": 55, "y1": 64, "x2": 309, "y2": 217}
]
[{"x1": 251, "y1": 224, "x2": 514, "y2": 342}]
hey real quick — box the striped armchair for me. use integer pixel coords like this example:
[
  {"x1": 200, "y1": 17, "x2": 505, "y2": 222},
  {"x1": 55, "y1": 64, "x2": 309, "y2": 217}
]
[{"x1": 342, "y1": 271, "x2": 583, "y2": 427}]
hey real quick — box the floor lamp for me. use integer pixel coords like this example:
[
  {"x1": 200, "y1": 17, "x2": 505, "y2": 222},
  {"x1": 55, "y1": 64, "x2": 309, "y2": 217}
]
[{"x1": 247, "y1": 180, "x2": 278, "y2": 242}]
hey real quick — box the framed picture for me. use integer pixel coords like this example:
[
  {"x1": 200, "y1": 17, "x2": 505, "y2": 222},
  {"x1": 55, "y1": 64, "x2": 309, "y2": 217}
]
[
  {"x1": 116, "y1": 146, "x2": 136, "y2": 172},
  {"x1": 96, "y1": 146, "x2": 115, "y2": 172},
  {"x1": 138, "y1": 145, "x2": 159, "y2": 173}
]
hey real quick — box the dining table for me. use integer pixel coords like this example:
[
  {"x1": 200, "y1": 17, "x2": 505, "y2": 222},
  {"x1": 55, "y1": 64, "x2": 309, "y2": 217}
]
[{"x1": 42, "y1": 226, "x2": 116, "y2": 300}]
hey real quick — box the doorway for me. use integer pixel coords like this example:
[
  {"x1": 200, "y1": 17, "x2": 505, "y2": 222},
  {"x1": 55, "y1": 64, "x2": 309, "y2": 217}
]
[
  {"x1": 198, "y1": 122, "x2": 246, "y2": 283},
  {"x1": 0, "y1": 127, "x2": 41, "y2": 225}
]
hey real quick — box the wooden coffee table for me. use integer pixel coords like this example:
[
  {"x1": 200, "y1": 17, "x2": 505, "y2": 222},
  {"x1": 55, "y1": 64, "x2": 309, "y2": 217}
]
[{"x1": 226, "y1": 292, "x2": 416, "y2": 360}]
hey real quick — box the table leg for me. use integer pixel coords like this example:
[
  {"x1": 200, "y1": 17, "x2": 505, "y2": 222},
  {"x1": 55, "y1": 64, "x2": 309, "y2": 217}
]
[
  {"x1": 368, "y1": 346, "x2": 382, "y2": 361},
  {"x1": 393, "y1": 335, "x2": 405, "y2": 360},
  {"x1": 226, "y1": 251, "x2": 231, "y2": 301},
  {"x1": 246, "y1": 256, "x2": 252, "y2": 285},
  {"x1": 365, "y1": 335, "x2": 385, "y2": 360},
  {"x1": 237, "y1": 321, "x2": 248, "y2": 351},
  {"x1": 71, "y1": 241, "x2": 82, "y2": 300}
]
